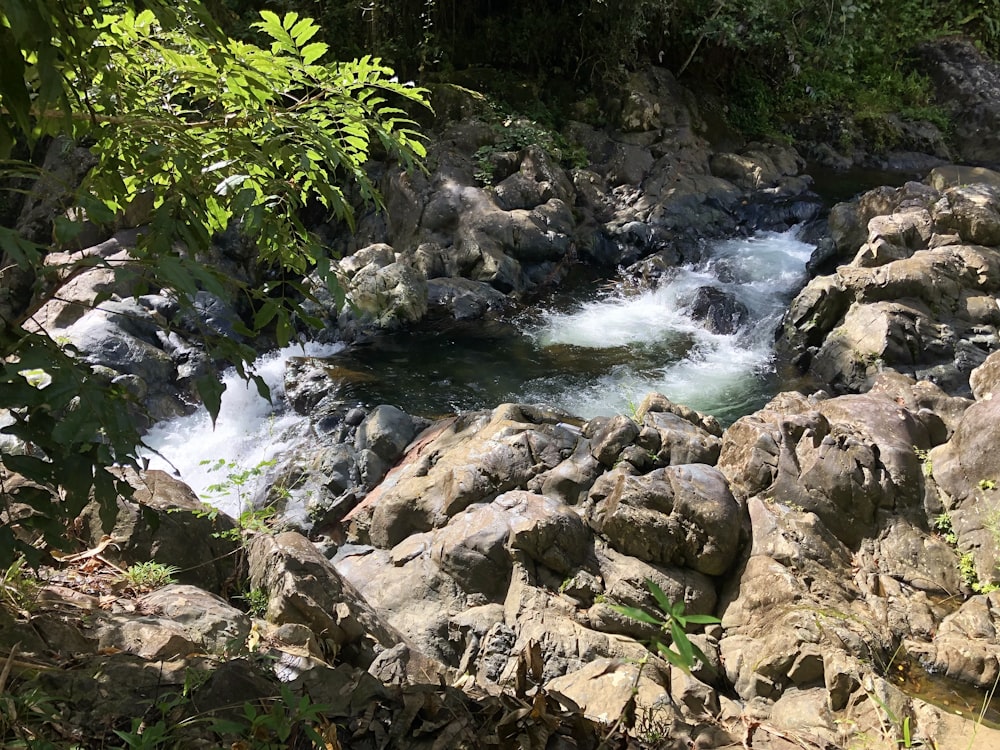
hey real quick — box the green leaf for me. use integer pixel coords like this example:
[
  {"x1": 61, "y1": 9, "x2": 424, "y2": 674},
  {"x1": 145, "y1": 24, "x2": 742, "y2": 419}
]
[
  {"x1": 196, "y1": 375, "x2": 226, "y2": 427},
  {"x1": 683, "y1": 613, "x2": 722, "y2": 625},
  {"x1": 253, "y1": 301, "x2": 279, "y2": 330},
  {"x1": 275, "y1": 311, "x2": 293, "y2": 347},
  {"x1": 645, "y1": 578, "x2": 673, "y2": 616},
  {"x1": 655, "y1": 642, "x2": 686, "y2": 669},
  {"x1": 670, "y1": 620, "x2": 695, "y2": 669},
  {"x1": 607, "y1": 604, "x2": 662, "y2": 627},
  {"x1": 301, "y1": 42, "x2": 327, "y2": 65},
  {"x1": 289, "y1": 17, "x2": 318, "y2": 46}
]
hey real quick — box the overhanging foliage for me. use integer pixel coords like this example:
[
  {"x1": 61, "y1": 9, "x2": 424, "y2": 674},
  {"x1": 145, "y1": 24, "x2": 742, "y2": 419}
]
[{"x1": 0, "y1": 0, "x2": 429, "y2": 565}]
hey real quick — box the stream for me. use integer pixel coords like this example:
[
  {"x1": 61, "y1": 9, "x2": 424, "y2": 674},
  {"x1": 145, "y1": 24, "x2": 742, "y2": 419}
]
[{"x1": 144, "y1": 227, "x2": 815, "y2": 510}]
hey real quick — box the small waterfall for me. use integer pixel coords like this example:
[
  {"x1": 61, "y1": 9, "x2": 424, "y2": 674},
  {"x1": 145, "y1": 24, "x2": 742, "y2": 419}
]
[{"x1": 142, "y1": 342, "x2": 343, "y2": 515}]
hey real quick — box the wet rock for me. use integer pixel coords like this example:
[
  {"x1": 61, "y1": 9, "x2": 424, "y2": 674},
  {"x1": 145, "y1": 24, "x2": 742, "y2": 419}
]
[
  {"x1": 584, "y1": 414, "x2": 640, "y2": 467},
  {"x1": 63, "y1": 301, "x2": 184, "y2": 421},
  {"x1": 283, "y1": 356, "x2": 343, "y2": 414},
  {"x1": 355, "y1": 404, "x2": 417, "y2": 465},
  {"x1": 907, "y1": 592, "x2": 1000, "y2": 689},
  {"x1": 686, "y1": 286, "x2": 749, "y2": 335},
  {"x1": 425, "y1": 276, "x2": 511, "y2": 320}
]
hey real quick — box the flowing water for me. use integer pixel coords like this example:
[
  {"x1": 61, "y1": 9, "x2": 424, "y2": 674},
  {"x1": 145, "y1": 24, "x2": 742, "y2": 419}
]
[
  {"x1": 522, "y1": 228, "x2": 814, "y2": 420},
  {"x1": 325, "y1": 228, "x2": 814, "y2": 423},
  {"x1": 143, "y1": 342, "x2": 343, "y2": 515},
  {"x1": 144, "y1": 228, "x2": 815, "y2": 504}
]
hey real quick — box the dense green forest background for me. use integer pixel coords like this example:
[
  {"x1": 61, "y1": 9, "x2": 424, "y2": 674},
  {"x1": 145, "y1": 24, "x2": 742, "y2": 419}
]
[{"x1": 212, "y1": 0, "x2": 1000, "y2": 134}]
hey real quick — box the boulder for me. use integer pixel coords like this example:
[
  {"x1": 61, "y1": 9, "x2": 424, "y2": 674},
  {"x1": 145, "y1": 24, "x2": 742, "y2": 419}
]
[
  {"x1": 425, "y1": 276, "x2": 511, "y2": 320},
  {"x1": 929, "y1": 393, "x2": 1000, "y2": 584},
  {"x1": 502, "y1": 490, "x2": 590, "y2": 575},
  {"x1": 76, "y1": 469, "x2": 240, "y2": 596},
  {"x1": 906, "y1": 592, "x2": 1000, "y2": 689},
  {"x1": 354, "y1": 404, "x2": 417, "y2": 465},
  {"x1": 333, "y1": 543, "x2": 469, "y2": 666},
  {"x1": 96, "y1": 585, "x2": 250, "y2": 659},
  {"x1": 247, "y1": 531, "x2": 403, "y2": 669},
  {"x1": 709, "y1": 143, "x2": 804, "y2": 192},
  {"x1": 589, "y1": 544, "x2": 717, "y2": 639},
  {"x1": 356, "y1": 405, "x2": 579, "y2": 547},
  {"x1": 493, "y1": 146, "x2": 575, "y2": 210},
  {"x1": 431, "y1": 502, "x2": 513, "y2": 597},
  {"x1": 686, "y1": 285, "x2": 749, "y2": 334},
  {"x1": 545, "y1": 658, "x2": 671, "y2": 725},
  {"x1": 719, "y1": 390, "x2": 930, "y2": 548},
  {"x1": 586, "y1": 463, "x2": 743, "y2": 575},
  {"x1": 341, "y1": 257, "x2": 429, "y2": 331},
  {"x1": 970, "y1": 350, "x2": 1000, "y2": 400},
  {"x1": 780, "y1": 179, "x2": 1000, "y2": 395}
]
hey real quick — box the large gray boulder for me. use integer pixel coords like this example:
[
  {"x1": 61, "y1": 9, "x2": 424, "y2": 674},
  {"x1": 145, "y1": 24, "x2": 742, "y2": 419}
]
[
  {"x1": 351, "y1": 405, "x2": 580, "y2": 547},
  {"x1": 586, "y1": 464, "x2": 743, "y2": 576},
  {"x1": 76, "y1": 469, "x2": 240, "y2": 596},
  {"x1": 247, "y1": 531, "x2": 404, "y2": 669},
  {"x1": 719, "y1": 389, "x2": 931, "y2": 548}
]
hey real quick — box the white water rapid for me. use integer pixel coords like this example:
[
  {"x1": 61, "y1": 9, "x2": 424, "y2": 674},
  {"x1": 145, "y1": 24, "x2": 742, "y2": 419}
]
[
  {"x1": 142, "y1": 342, "x2": 343, "y2": 515},
  {"x1": 522, "y1": 228, "x2": 815, "y2": 420}
]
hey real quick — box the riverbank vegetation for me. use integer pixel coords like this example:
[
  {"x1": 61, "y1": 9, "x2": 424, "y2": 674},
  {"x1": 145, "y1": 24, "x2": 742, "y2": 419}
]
[{"x1": 0, "y1": 0, "x2": 429, "y2": 565}]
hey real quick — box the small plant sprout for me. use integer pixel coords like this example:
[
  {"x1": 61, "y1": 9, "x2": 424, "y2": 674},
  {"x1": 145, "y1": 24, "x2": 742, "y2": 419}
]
[
  {"x1": 932, "y1": 512, "x2": 957, "y2": 545},
  {"x1": 0, "y1": 555, "x2": 41, "y2": 616},
  {"x1": 199, "y1": 458, "x2": 281, "y2": 538},
  {"x1": 913, "y1": 446, "x2": 932, "y2": 478},
  {"x1": 609, "y1": 578, "x2": 721, "y2": 676},
  {"x1": 240, "y1": 587, "x2": 270, "y2": 619},
  {"x1": 119, "y1": 561, "x2": 180, "y2": 592}
]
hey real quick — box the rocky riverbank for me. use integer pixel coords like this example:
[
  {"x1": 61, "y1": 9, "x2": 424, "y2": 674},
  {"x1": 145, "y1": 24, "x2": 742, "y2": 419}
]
[{"x1": 5, "y1": 50, "x2": 1000, "y2": 749}]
